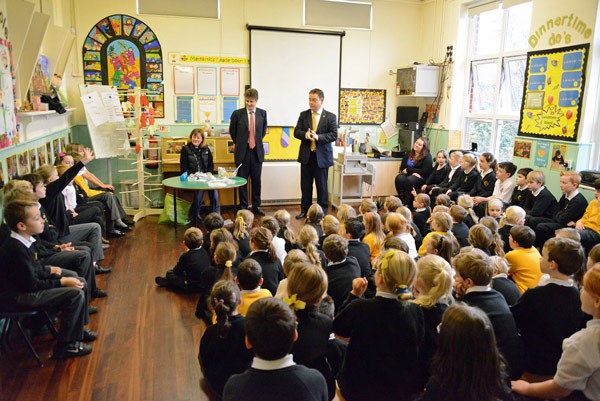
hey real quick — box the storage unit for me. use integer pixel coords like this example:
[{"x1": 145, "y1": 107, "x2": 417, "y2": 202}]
[{"x1": 396, "y1": 65, "x2": 440, "y2": 97}]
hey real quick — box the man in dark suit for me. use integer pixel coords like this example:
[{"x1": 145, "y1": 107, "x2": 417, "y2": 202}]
[
  {"x1": 229, "y1": 88, "x2": 268, "y2": 215},
  {"x1": 294, "y1": 88, "x2": 338, "y2": 219}
]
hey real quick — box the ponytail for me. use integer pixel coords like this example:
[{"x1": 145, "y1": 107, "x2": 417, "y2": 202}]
[
  {"x1": 304, "y1": 243, "x2": 321, "y2": 268},
  {"x1": 219, "y1": 260, "x2": 234, "y2": 282},
  {"x1": 251, "y1": 227, "x2": 277, "y2": 262},
  {"x1": 210, "y1": 280, "x2": 240, "y2": 339}
]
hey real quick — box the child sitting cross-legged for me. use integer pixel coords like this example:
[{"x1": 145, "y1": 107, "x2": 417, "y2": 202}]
[
  {"x1": 322, "y1": 234, "x2": 361, "y2": 311},
  {"x1": 245, "y1": 227, "x2": 284, "y2": 296},
  {"x1": 511, "y1": 237, "x2": 585, "y2": 382},
  {"x1": 199, "y1": 280, "x2": 253, "y2": 398},
  {"x1": 236, "y1": 258, "x2": 272, "y2": 316},
  {"x1": 490, "y1": 256, "x2": 521, "y2": 307},
  {"x1": 274, "y1": 209, "x2": 297, "y2": 253},
  {"x1": 498, "y1": 205, "x2": 526, "y2": 255},
  {"x1": 385, "y1": 212, "x2": 418, "y2": 259},
  {"x1": 333, "y1": 250, "x2": 425, "y2": 401},
  {"x1": 505, "y1": 225, "x2": 543, "y2": 294},
  {"x1": 275, "y1": 249, "x2": 310, "y2": 300},
  {"x1": 155, "y1": 227, "x2": 211, "y2": 292},
  {"x1": 286, "y1": 263, "x2": 336, "y2": 400},
  {"x1": 319, "y1": 214, "x2": 340, "y2": 249},
  {"x1": 512, "y1": 265, "x2": 600, "y2": 400},
  {"x1": 222, "y1": 298, "x2": 328, "y2": 401}
]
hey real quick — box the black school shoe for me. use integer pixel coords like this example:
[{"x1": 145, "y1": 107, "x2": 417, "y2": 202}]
[
  {"x1": 52, "y1": 341, "x2": 93, "y2": 359},
  {"x1": 82, "y1": 328, "x2": 98, "y2": 342}
]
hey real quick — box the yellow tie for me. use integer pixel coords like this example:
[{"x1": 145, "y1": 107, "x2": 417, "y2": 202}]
[{"x1": 311, "y1": 112, "x2": 318, "y2": 151}]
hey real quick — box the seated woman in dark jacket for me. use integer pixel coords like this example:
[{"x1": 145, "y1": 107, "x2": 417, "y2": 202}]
[
  {"x1": 180, "y1": 127, "x2": 219, "y2": 221},
  {"x1": 394, "y1": 136, "x2": 433, "y2": 207}
]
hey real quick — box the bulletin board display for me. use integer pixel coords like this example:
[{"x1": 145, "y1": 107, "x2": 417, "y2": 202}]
[
  {"x1": 338, "y1": 88, "x2": 386, "y2": 125},
  {"x1": 82, "y1": 14, "x2": 165, "y2": 117},
  {"x1": 262, "y1": 127, "x2": 301, "y2": 161},
  {"x1": 518, "y1": 43, "x2": 589, "y2": 142}
]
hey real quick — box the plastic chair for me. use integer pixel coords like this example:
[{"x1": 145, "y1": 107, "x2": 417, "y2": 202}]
[{"x1": 0, "y1": 310, "x2": 58, "y2": 366}]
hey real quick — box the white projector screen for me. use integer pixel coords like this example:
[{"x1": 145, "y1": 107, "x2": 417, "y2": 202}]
[{"x1": 249, "y1": 26, "x2": 343, "y2": 127}]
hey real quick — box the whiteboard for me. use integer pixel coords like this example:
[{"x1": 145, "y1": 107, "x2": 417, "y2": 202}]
[
  {"x1": 79, "y1": 84, "x2": 129, "y2": 159},
  {"x1": 249, "y1": 27, "x2": 343, "y2": 126}
]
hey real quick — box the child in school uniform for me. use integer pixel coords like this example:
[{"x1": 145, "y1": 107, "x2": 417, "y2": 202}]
[
  {"x1": 245, "y1": 227, "x2": 283, "y2": 296},
  {"x1": 286, "y1": 263, "x2": 336, "y2": 400},
  {"x1": 336, "y1": 203, "x2": 358, "y2": 235},
  {"x1": 155, "y1": 227, "x2": 211, "y2": 292},
  {"x1": 453, "y1": 248, "x2": 524, "y2": 379},
  {"x1": 573, "y1": 178, "x2": 600, "y2": 253},
  {"x1": 485, "y1": 198, "x2": 505, "y2": 222},
  {"x1": 317, "y1": 295, "x2": 347, "y2": 382},
  {"x1": 479, "y1": 216, "x2": 505, "y2": 257},
  {"x1": 457, "y1": 194, "x2": 479, "y2": 228},
  {"x1": 429, "y1": 150, "x2": 463, "y2": 200},
  {"x1": 412, "y1": 193, "x2": 431, "y2": 236},
  {"x1": 532, "y1": 171, "x2": 588, "y2": 248},
  {"x1": 236, "y1": 258, "x2": 273, "y2": 316},
  {"x1": 491, "y1": 256, "x2": 521, "y2": 306},
  {"x1": 202, "y1": 213, "x2": 224, "y2": 255},
  {"x1": 0, "y1": 198, "x2": 95, "y2": 359},
  {"x1": 468, "y1": 224, "x2": 494, "y2": 255},
  {"x1": 260, "y1": 216, "x2": 286, "y2": 265},
  {"x1": 297, "y1": 224, "x2": 328, "y2": 268},
  {"x1": 233, "y1": 209, "x2": 254, "y2": 258},
  {"x1": 357, "y1": 198, "x2": 377, "y2": 222},
  {"x1": 322, "y1": 234, "x2": 361, "y2": 310},
  {"x1": 523, "y1": 170, "x2": 559, "y2": 224},
  {"x1": 418, "y1": 212, "x2": 456, "y2": 257},
  {"x1": 474, "y1": 161, "x2": 517, "y2": 217},
  {"x1": 511, "y1": 167, "x2": 533, "y2": 208},
  {"x1": 195, "y1": 242, "x2": 237, "y2": 324},
  {"x1": 505, "y1": 225, "x2": 543, "y2": 293},
  {"x1": 511, "y1": 265, "x2": 600, "y2": 401},
  {"x1": 275, "y1": 249, "x2": 310, "y2": 300},
  {"x1": 362, "y1": 211, "x2": 385, "y2": 263},
  {"x1": 319, "y1": 215, "x2": 339, "y2": 249},
  {"x1": 273, "y1": 209, "x2": 297, "y2": 252},
  {"x1": 423, "y1": 233, "x2": 458, "y2": 265},
  {"x1": 411, "y1": 255, "x2": 454, "y2": 388},
  {"x1": 199, "y1": 280, "x2": 253, "y2": 397},
  {"x1": 305, "y1": 203, "x2": 324, "y2": 239},
  {"x1": 222, "y1": 298, "x2": 328, "y2": 401},
  {"x1": 469, "y1": 152, "x2": 497, "y2": 203},
  {"x1": 449, "y1": 205, "x2": 470, "y2": 247},
  {"x1": 447, "y1": 153, "x2": 480, "y2": 202},
  {"x1": 421, "y1": 150, "x2": 450, "y2": 196},
  {"x1": 511, "y1": 237, "x2": 585, "y2": 382},
  {"x1": 385, "y1": 212, "x2": 418, "y2": 259},
  {"x1": 423, "y1": 303, "x2": 514, "y2": 401},
  {"x1": 343, "y1": 218, "x2": 371, "y2": 277},
  {"x1": 397, "y1": 206, "x2": 423, "y2": 250},
  {"x1": 333, "y1": 250, "x2": 425, "y2": 401},
  {"x1": 498, "y1": 206, "x2": 526, "y2": 255}
]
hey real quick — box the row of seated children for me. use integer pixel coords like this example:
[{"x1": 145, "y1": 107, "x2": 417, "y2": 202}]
[
  {"x1": 154, "y1": 199, "x2": 596, "y2": 400},
  {"x1": 0, "y1": 147, "x2": 125, "y2": 359}
]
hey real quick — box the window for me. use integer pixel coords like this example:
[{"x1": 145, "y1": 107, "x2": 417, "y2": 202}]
[{"x1": 464, "y1": 1, "x2": 532, "y2": 161}]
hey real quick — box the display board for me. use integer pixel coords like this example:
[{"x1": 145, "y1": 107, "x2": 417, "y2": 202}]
[
  {"x1": 79, "y1": 84, "x2": 129, "y2": 159},
  {"x1": 249, "y1": 26, "x2": 343, "y2": 126},
  {"x1": 339, "y1": 88, "x2": 386, "y2": 125},
  {"x1": 518, "y1": 43, "x2": 589, "y2": 142}
]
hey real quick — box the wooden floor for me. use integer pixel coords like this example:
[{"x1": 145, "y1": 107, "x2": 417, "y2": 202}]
[{"x1": 0, "y1": 205, "x2": 317, "y2": 401}]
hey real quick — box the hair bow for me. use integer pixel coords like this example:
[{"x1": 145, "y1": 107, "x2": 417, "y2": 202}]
[
  {"x1": 378, "y1": 249, "x2": 396, "y2": 273},
  {"x1": 284, "y1": 294, "x2": 306, "y2": 312}
]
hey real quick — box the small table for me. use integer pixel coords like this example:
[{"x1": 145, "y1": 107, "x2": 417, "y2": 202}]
[{"x1": 162, "y1": 176, "x2": 247, "y2": 227}]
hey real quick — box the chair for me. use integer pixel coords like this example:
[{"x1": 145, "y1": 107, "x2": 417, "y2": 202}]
[{"x1": 0, "y1": 310, "x2": 58, "y2": 366}]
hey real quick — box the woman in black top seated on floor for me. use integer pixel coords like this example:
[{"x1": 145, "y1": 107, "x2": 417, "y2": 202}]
[{"x1": 394, "y1": 136, "x2": 433, "y2": 207}]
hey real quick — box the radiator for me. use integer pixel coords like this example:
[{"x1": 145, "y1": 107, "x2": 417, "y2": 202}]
[{"x1": 262, "y1": 162, "x2": 306, "y2": 205}]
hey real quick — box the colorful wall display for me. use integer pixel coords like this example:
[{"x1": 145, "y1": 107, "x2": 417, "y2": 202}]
[
  {"x1": 0, "y1": 38, "x2": 18, "y2": 149},
  {"x1": 82, "y1": 14, "x2": 164, "y2": 117},
  {"x1": 339, "y1": 88, "x2": 386, "y2": 125},
  {"x1": 518, "y1": 44, "x2": 589, "y2": 142}
]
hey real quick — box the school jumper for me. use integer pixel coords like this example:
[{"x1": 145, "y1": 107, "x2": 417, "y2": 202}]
[
  {"x1": 223, "y1": 355, "x2": 328, "y2": 401},
  {"x1": 505, "y1": 247, "x2": 543, "y2": 293},
  {"x1": 334, "y1": 293, "x2": 425, "y2": 401},
  {"x1": 448, "y1": 168, "x2": 480, "y2": 201},
  {"x1": 452, "y1": 222, "x2": 470, "y2": 248},
  {"x1": 533, "y1": 192, "x2": 588, "y2": 246},
  {"x1": 325, "y1": 256, "x2": 361, "y2": 311},
  {"x1": 511, "y1": 280, "x2": 584, "y2": 377},
  {"x1": 524, "y1": 186, "x2": 558, "y2": 220},
  {"x1": 461, "y1": 289, "x2": 524, "y2": 379},
  {"x1": 491, "y1": 274, "x2": 521, "y2": 306},
  {"x1": 246, "y1": 250, "x2": 284, "y2": 296},
  {"x1": 199, "y1": 314, "x2": 253, "y2": 397},
  {"x1": 291, "y1": 305, "x2": 335, "y2": 400},
  {"x1": 164, "y1": 247, "x2": 212, "y2": 292},
  {"x1": 511, "y1": 185, "x2": 531, "y2": 208}
]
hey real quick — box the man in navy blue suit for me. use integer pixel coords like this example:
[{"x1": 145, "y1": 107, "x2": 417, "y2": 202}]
[
  {"x1": 229, "y1": 88, "x2": 268, "y2": 215},
  {"x1": 294, "y1": 88, "x2": 338, "y2": 219}
]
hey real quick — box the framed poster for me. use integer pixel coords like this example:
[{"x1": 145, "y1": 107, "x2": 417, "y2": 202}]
[
  {"x1": 518, "y1": 44, "x2": 589, "y2": 142},
  {"x1": 174, "y1": 65, "x2": 195, "y2": 94},
  {"x1": 339, "y1": 88, "x2": 386, "y2": 125},
  {"x1": 161, "y1": 137, "x2": 187, "y2": 161},
  {"x1": 513, "y1": 140, "x2": 532, "y2": 159}
]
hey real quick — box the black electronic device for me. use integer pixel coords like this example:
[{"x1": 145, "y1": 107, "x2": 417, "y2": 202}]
[{"x1": 396, "y1": 106, "x2": 419, "y2": 128}]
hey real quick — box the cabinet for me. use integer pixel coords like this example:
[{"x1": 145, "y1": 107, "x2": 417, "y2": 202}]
[{"x1": 396, "y1": 65, "x2": 439, "y2": 97}]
